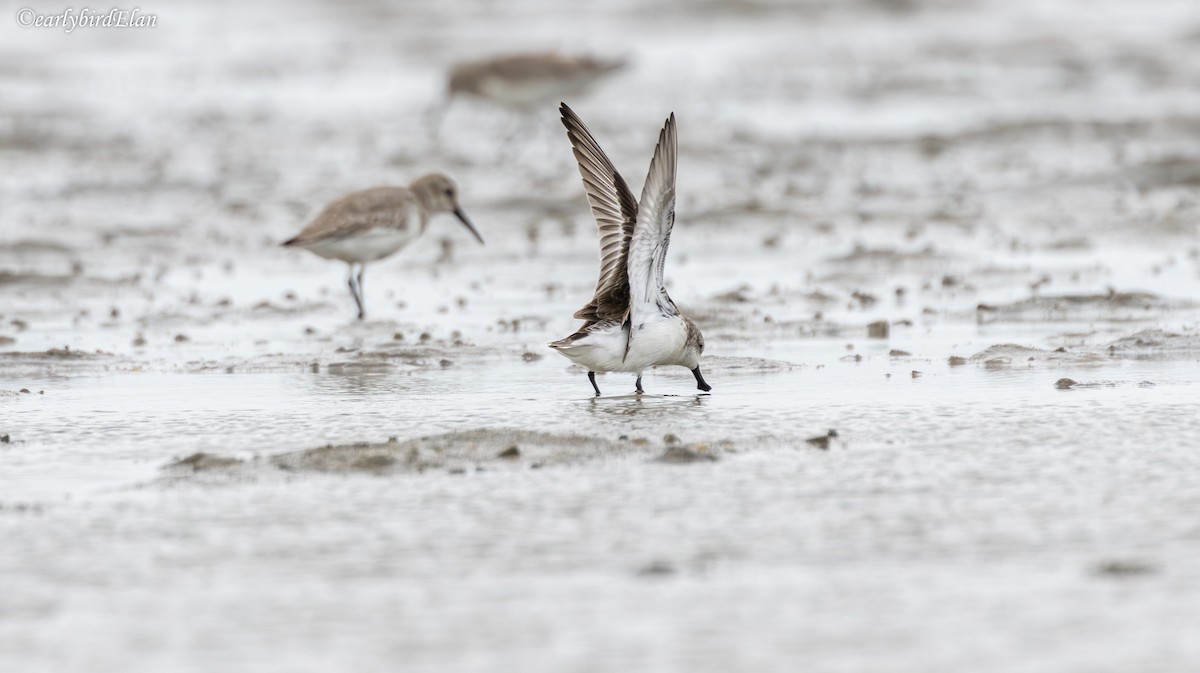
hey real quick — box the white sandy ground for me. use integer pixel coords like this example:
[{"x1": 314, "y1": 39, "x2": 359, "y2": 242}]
[{"x1": 3, "y1": 0, "x2": 1200, "y2": 671}]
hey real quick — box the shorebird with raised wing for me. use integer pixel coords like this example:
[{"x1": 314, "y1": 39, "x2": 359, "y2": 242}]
[
  {"x1": 549, "y1": 103, "x2": 711, "y2": 397},
  {"x1": 282, "y1": 173, "x2": 483, "y2": 321}
]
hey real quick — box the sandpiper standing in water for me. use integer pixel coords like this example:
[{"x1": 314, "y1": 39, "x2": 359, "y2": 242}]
[
  {"x1": 549, "y1": 103, "x2": 711, "y2": 396},
  {"x1": 446, "y1": 53, "x2": 626, "y2": 113},
  {"x1": 282, "y1": 173, "x2": 483, "y2": 321}
]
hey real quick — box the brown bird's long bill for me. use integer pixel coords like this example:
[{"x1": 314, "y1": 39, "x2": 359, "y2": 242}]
[{"x1": 454, "y1": 208, "x2": 484, "y2": 245}]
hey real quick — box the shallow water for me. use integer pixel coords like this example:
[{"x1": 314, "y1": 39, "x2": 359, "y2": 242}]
[
  {"x1": 4, "y1": 355, "x2": 1198, "y2": 497},
  {"x1": 3, "y1": 0, "x2": 1200, "y2": 670}
]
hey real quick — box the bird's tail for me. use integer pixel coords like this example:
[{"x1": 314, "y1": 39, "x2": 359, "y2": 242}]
[{"x1": 548, "y1": 332, "x2": 587, "y2": 351}]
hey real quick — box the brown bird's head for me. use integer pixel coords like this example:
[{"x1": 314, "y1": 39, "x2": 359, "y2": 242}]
[{"x1": 411, "y1": 173, "x2": 483, "y2": 245}]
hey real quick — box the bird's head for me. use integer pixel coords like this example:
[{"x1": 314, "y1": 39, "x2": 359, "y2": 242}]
[
  {"x1": 681, "y1": 317, "x2": 712, "y2": 392},
  {"x1": 412, "y1": 173, "x2": 483, "y2": 245}
]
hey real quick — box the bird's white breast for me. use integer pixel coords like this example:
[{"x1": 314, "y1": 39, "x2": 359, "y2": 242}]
[
  {"x1": 624, "y1": 314, "x2": 689, "y2": 371},
  {"x1": 553, "y1": 314, "x2": 688, "y2": 374},
  {"x1": 309, "y1": 197, "x2": 420, "y2": 262},
  {"x1": 304, "y1": 226, "x2": 419, "y2": 263}
]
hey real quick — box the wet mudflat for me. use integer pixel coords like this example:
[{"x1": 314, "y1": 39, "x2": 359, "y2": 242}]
[{"x1": 3, "y1": 0, "x2": 1200, "y2": 671}]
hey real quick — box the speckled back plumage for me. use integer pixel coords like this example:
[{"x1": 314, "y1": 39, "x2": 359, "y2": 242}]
[{"x1": 283, "y1": 187, "x2": 421, "y2": 247}]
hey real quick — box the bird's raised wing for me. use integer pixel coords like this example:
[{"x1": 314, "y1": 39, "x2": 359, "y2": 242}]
[
  {"x1": 559, "y1": 103, "x2": 639, "y2": 322},
  {"x1": 627, "y1": 112, "x2": 678, "y2": 324}
]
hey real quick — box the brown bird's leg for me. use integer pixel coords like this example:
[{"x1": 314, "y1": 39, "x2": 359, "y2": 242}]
[
  {"x1": 588, "y1": 371, "x2": 601, "y2": 397},
  {"x1": 634, "y1": 375, "x2": 644, "y2": 395},
  {"x1": 357, "y1": 265, "x2": 366, "y2": 319},
  {"x1": 347, "y1": 264, "x2": 365, "y2": 321}
]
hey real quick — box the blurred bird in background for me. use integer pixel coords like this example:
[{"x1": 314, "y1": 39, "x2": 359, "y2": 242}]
[
  {"x1": 431, "y1": 52, "x2": 628, "y2": 149},
  {"x1": 446, "y1": 52, "x2": 627, "y2": 112}
]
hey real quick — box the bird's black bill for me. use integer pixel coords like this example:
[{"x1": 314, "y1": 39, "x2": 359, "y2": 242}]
[
  {"x1": 454, "y1": 207, "x2": 484, "y2": 245},
  {"x1": 692, "y1": 366, "x2": 712, "y2": 392}
]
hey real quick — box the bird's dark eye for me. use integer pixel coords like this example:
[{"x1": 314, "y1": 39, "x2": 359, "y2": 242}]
[{"x1": 444, "y1": 189, "x2": 453, "y2": 197}]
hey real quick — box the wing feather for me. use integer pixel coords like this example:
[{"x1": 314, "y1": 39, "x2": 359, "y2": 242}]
[
  {"x1": 627, "y1": 112, "x2": 678, "y2": 324},
  {"x1": 559, "y1": 103, "x2": 638, "y2": 322}
]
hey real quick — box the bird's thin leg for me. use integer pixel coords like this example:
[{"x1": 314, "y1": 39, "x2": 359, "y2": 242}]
[
  {"x1": 588, "y1": 371, "x2": 601, "y2": 397},
  {"x1": 347, "y1": 264, "x2": 365, "y2": 321},
  {"x1": 634, "y1": 375, "x2": 644, "y2": 395},
  {"x1": 357, "y1": 265, "x2": 366, "y2": 317}
]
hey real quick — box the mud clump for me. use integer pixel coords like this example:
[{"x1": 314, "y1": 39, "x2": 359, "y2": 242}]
[
  {"x1": 351, "y1": 455, "x2": 396, "y2": 472},
  {"x1": 867, "y1": 320, "x2": 889, "y2": 338},
  {"x1": 1127, "y1": 156, "x2": 1200, "y2": 189},
  {"x1": 1094, "y1": 560, "x2": 1156, "y2": 577},
  {"x1": 852, "y1": 291, "x2": 878, "y2": 308},
  {"x1": 1055, "y1": 378, "x2": 1079, "y2": 389},
  {"x1": 805, "y1": 429, "x2": 838, "y2": 450},
  {"x1": 656, "y1": 446, "x2": 717, "y2": 464},
  {"x1": 1105, "y1": 329, "x2": 1200, "y2": 355},
  {"x1": 826, "y1": 245, "x2": 947, "y2": 273},
  {"x1": 970, "y1": 344, "x2": 1104, "y2": 367},
  {"x1": 0, "y1": 271, "x2": 77, "y2": 288},
  {"x1": 167, "y1": 453, "x2": 244, "y2": 472},
  {"x1": 977, "y1": 290, "x2": 1185, "y2": 324},
  {"x1": 637, "y1": 561, "x2": 676, "y2": 577},
  {"x1": 156, "y1": 429, "x2": 651, "y2": 482},
  {"x1": 701, "y1": 356, "x2": 797, "y2": 373},
  {"x1": 0, "y1": 348, "x2": 113, "y2": 381}
]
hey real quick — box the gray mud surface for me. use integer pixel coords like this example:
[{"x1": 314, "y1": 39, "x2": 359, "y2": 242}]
[{"x1": 3, "y1": 0, "x2": 1200, "y2": 671}]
